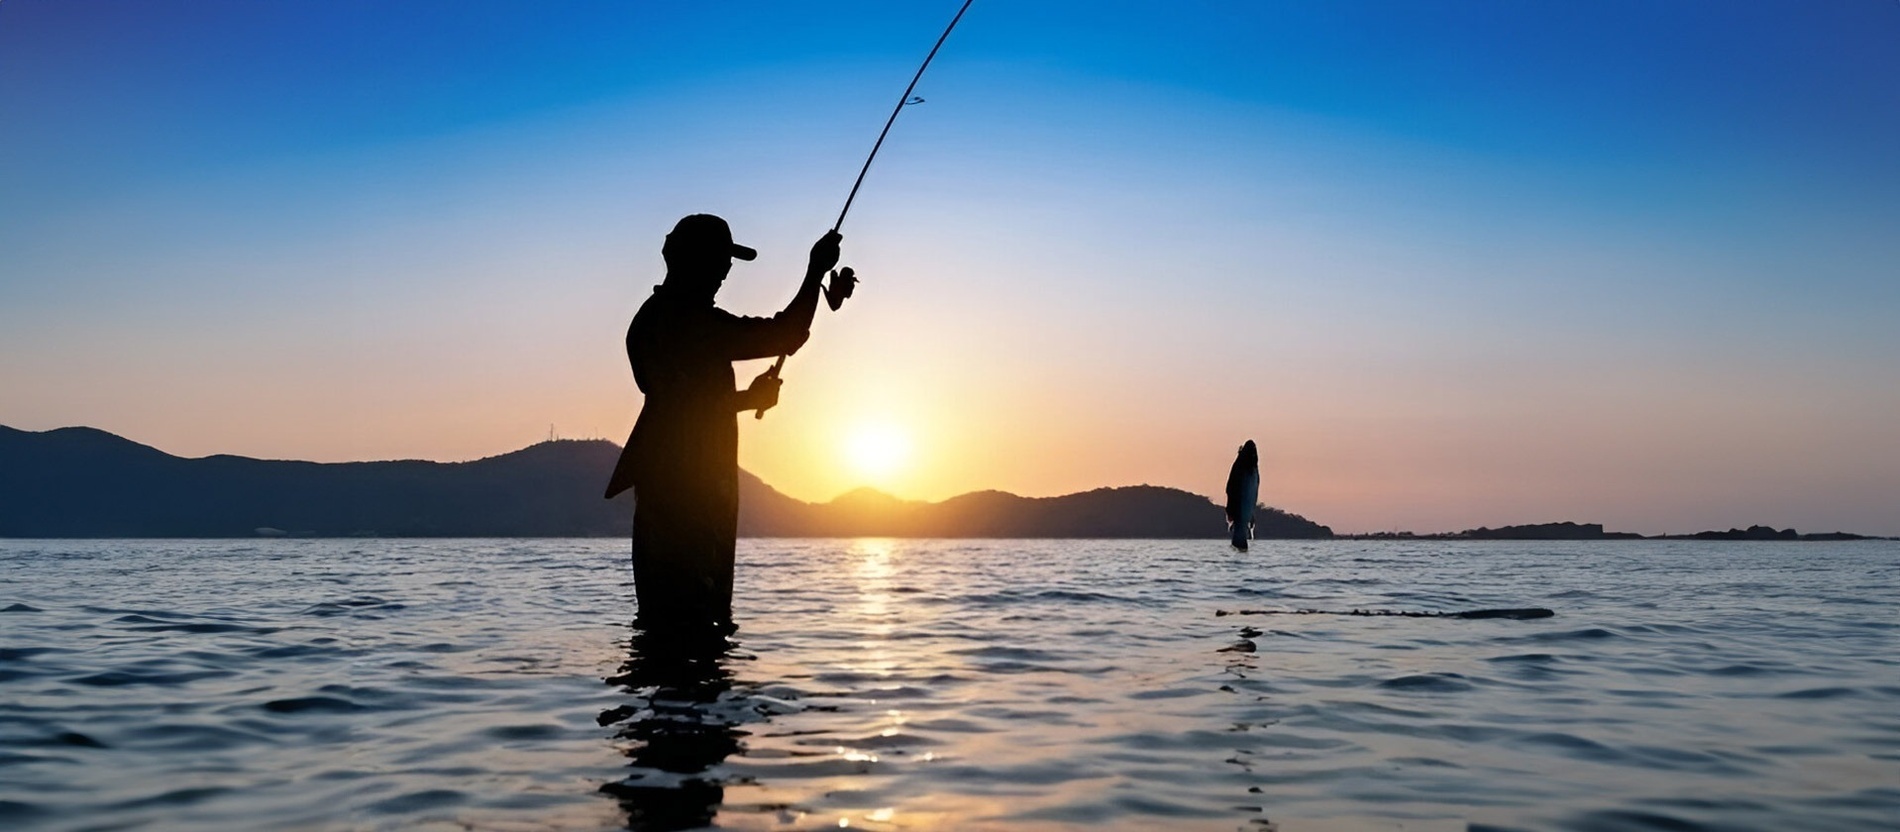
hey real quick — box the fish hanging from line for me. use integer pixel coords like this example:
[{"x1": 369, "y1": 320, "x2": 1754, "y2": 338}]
[{"x1": 1225, "y1": 440, "x2": 1259, "y2": 551}]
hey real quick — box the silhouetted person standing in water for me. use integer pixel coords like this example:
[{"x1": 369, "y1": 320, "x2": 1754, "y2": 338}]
[{"x1": 605, "y1": 214, "x2": 852, "y2": 631}]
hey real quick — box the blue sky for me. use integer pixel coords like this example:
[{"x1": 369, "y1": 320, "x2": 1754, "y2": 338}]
[{"x1": 3, "y1": 1, "x2": 1897, "y2": 534}]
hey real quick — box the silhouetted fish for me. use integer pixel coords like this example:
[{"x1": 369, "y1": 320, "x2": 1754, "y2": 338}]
[{"x1": 1225, "y1": 440, "x2": 1259, "y2": 551}]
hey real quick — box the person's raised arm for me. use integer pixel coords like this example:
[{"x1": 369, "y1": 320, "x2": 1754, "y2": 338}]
[{"x1": 717, "y1": 229, "x2": 842, "y2": 361}]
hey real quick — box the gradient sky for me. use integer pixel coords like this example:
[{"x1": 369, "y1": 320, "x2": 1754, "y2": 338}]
[{"x1": 3, "y1": 1, "x2": 1897, "y2": 535}]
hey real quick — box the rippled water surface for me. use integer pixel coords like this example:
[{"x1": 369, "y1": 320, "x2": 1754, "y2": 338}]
[{"x1": 2, "y1": 539, "x2": 1897, "y2": 831}]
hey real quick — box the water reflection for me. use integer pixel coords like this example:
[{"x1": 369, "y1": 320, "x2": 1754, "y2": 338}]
[
  {"x1": 849, "y1": 538, "x2": 899, "y2": 676},
  {"x1": 598, "y1": 622, "x2": 751, "y2": 831}
]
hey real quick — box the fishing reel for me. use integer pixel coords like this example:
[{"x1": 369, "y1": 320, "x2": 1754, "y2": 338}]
[{"x1": 822, "y1": 266, "x2": 857, "y2": 311}]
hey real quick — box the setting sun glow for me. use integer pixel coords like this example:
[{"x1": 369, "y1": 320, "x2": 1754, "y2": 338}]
[{"x1": 843, "y1": 424, "x2": 911, "y2": 483}]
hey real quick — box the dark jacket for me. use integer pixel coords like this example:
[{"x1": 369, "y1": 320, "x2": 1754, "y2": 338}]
[{"x1": 604, "y1": 284, "x2": 809, "y2": 500}]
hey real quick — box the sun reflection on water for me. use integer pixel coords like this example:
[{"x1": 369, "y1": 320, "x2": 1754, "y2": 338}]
[{"x1": 848, "y1": 538, "x2": 900, "y2": 675}]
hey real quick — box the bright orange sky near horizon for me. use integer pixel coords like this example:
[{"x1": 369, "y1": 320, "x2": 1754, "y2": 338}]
[{"x1": 3, "y1": 2, "x2": 1898, "y2": 536}]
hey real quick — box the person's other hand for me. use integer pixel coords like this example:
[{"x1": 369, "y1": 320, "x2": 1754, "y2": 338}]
[
  {"x1": 808, "y1": 230, "x2": 842, "y2": 274},
  {"x1": 746, "y1": 368, "x2": 782, "y2": 413}
]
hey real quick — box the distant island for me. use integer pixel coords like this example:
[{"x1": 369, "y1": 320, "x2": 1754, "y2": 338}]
[
  {"x1": 0, "y1": 426, "x2": 1875, "y2": 540},
  {"x1": 1346, "y1": 521, "x2": 1867, "y2": 542}
]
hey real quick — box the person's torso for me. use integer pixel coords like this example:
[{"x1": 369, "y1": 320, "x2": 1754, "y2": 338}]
[{"x1": 623, "y1": 289, "x2": 738, "y2": 485}]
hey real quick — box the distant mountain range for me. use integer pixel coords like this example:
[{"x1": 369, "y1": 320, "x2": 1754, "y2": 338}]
[
  {"x1": 3, "y1": 426, "x2": 1874, "y2": 540},
  {"x1": 0, "y1": 426, "x2": 1332, "y2": 539}
]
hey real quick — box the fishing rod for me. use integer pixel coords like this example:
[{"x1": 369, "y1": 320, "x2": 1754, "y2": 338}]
[
  {"x1": 834, "y1": 0, "x2": 975, "y2": 233},
  {"x1": 756, "y1": 0, "x2": 975, "y2": 419}
]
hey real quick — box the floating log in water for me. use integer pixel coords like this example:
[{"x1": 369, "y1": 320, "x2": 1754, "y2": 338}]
[{"x1": 1216, "y1": 607, "x2": 1554, "y2": 620}]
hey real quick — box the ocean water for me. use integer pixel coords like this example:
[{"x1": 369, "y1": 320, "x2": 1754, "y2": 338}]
[{"x1": 1, "y1": 539, "x2": 1896, "y2": 832}]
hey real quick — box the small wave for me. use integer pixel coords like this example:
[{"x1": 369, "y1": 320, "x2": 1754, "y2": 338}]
[
  {"x1": 120, "y1": 723, "x2": 272, "y2": 752},
  {"x1": 960, "y1": 589, "x2": 1137, "y2": 605},
  {"x1": 805, "y1": 682, "x2": 938, "y2": 700},
  {"x1": 14, "y1": 731, "x2": 109, "y2": 749},
  {"x1": 1487, "y1": 652, "x2": 1558, "y2": 663},
  {"x1": 1814, "y1": 594, "x2": 1889, "y2": 606},
  {"x1": 0, "y1": 800, "x2": 49, "y2": 822},
  {"x1": 963, "y1": 706, "x2": 1090, "y2": 726},
  {"x1": 969, "y1": 661, "x2": 1058, "y2": 674},
  {"x1": 722, "y1": 755, "x2": 883, "y2": 779},
  {"x1": 364, "y1": 789, "x2": 465, "y2": 815},
  {"x1": 298, "y1": 597, "x2": 405, "y2": 617},
  {"x1": 1127, "y1": 687, "x2": 1208, "y2": 700},
  {"x1": 1707, "y1": 662, "x2": 1793, "y2": 677},
  {"x1": 56, "y1": 731, "x2": 107, "y2": 748},
  {"x1": 948, "y1": 645, "x2": 1065, "y2": 662},
  {"x1": 1377, "y1": 672, "x2": 1473, "y2": 693},
  {"x1": 247, "y1": 642, "x2": 350, "y2": 660},
  {"x1": 1327, "y1": 700, "x2": 1434, "y2": 719},
  {"x1": 124, "y1": 621, "x2": 277, "y2": 635},
  {"x1": 482, "y1": 724, "x2": 567, "y2": 741},
  {"x1": 925, "y1": 758, "x2": 1095, "y2": 787},
  {"x1": 1045, "y1": 694, "x2": 1106, "y2": 705},
  {"x1": 1387, "y1": 755, "x2": 1463, "y2": 769},
  {"x1": 1509, "y1": 627, "x2": 1620, "y2": 643},
  {"x1": 68, "y1": 669, "x2": 232, "y2": 687},
  {"x1": 1775, "y1": 686, "x2": 1861, "y2": 700},
  {"x1": 829, "y1": 731, "x2": 942, "y2": 750},
  {"x1": 1001, "y1": 792, "x2": 1226, "y2": 823},
  {"x1": 1618, "y1": 622, "x2": 1703, "y2": 636},
  {"x1": 1806, "y1": 786, "x2": 1900, "y2": 810},
  {"x1": 903, "y1": 717, "x2": 994, "y2": 733},
  {"x1": 311, "y1": 683, "x2": 403, "y2": 704},
  {"x1": 104, "y1": 611, "x2": 278, "y2": 634},
  {"x1": 1512, "y1": 731, "x2": 1623, "y2": 763},
  {"x1": 1514, "y1": 733, "x2": 1754, "y2": 774},
  {"x1": 1557, "y1": 807, "x2": 1721, "y2": 830},
  {"x1": 109, "y1": 786, "x2": 231, "y2": 811},
  {"x1": 1064, "y1": 627, "x2": 1118, "y2": 637},
  {"x1": 0, "y1": 603, "x2": 42, "y2": 613},
  {"x1": 0, "y1": 647, "x2": 59, "y2": 661},
  {"x1": 1633, "y1": 795, "x2": 1771, "y2": 813},
  {"x1": 262, "y1": 696, "x2": 365, "y2": 714},
  {"x1": 0, "y1": 751, "x2": 76, "y2": 768}
]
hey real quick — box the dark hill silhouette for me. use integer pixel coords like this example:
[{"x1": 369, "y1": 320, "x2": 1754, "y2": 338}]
[
  {"x1": 1668, "y1": 525, "x2": 1865, "y2": 542},
  {"x1": 0, "y1": 425, "x2": 631, "y2": 537},
  {"x1": 1456, "y1": 522, "x2": 1644, "y2": 540},
  {"x1": 0, "y1": 426, "x2": 1331, "y2": 539},
  {"x1": 748, "y1": 484, "x2": 1331, "y2": 539}
]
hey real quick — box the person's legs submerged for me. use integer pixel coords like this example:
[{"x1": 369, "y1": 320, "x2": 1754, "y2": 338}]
[{"x1": 631, "y1": 485, "x2": 737, "y2": 630}]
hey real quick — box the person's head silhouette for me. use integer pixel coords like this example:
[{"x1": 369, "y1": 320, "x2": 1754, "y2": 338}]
[{"x1": 662, "y1": 214, "x2": 756, "y2": 300}]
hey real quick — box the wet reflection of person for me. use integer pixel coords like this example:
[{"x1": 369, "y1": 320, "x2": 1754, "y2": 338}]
[
  {"x1": 604, "y1": 214, "x2": 851, "y2": 630},
  {"x1": 598, "y1": 623, "x2": 746, "y2": 831}
]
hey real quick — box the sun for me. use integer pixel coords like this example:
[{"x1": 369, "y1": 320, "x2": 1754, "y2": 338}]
[{"x1": 843, "y1": 423, "x2": 911, "y2": 482}]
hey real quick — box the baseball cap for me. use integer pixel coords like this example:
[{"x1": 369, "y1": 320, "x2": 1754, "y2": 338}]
[{"x1": 663, "y1": 214, "x2": 757, "y2": 261}]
